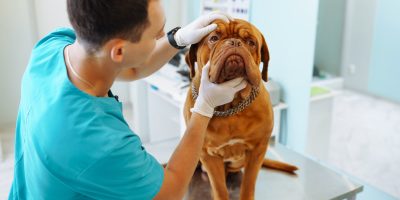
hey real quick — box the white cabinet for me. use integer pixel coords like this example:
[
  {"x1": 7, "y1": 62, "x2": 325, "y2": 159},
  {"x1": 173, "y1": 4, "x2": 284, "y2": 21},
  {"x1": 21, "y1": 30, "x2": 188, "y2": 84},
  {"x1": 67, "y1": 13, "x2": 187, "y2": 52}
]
[
  {"x1": 306, "y1": 92, "x2": 335, "y2": 161},
  {"x1": 130, "y1": 64, "x2": 188, "y2": 143},
  {"x1": 272, "y1": 103, "x2": 288, "y2": 141},
  {"x1": 305, "y1": 78, "x2": 343, "y2": 161},
  {"x1": 147, "y1": 85, "x2": 182, "y2": 143}
]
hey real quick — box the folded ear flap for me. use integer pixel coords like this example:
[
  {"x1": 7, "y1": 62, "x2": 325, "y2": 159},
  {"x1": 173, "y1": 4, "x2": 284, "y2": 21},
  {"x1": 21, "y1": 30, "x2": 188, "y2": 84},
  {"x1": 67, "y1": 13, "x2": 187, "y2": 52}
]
[
  {"x1": 185, "y1": 43, "x2": 199, "y2": 79},
  {"x1": 260, "y1": 34, "x2": 270, "y2": 82}
]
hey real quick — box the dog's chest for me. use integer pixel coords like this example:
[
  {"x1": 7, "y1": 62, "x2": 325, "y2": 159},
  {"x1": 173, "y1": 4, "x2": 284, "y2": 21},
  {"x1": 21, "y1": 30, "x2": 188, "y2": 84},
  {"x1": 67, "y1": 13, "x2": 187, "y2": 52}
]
[
  {"x1": 207, "y1": 139, "x2": 253, "y2": 160},
  {"x1": 206, "y1": 138, "x2": 253, "y2": 171},
  {"x1": 203, "y1": 100, "x2": 272, "y2": 171},
  {"x1": 207, "y1": 106, "x2": 269, "y2": 140}
]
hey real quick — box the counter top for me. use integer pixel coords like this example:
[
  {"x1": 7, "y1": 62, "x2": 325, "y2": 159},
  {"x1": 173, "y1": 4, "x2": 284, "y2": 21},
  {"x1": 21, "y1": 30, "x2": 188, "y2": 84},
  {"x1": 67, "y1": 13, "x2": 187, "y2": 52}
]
[
  {"x1": 183, "y1": 143, "x2": 363, "y2": 199},
  {"x1": 146, "y1": 140, "x2": 363, "y2": 200}
]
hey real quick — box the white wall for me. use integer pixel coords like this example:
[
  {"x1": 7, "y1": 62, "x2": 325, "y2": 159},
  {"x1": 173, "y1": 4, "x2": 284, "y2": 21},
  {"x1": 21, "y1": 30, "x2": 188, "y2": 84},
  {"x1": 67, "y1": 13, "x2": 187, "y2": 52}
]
[
  {"x1": 34, "y1": 0, "x2": 71, "y2": 38},
  {"x1": 0, "y1": 0, "x2": 37, "y2": 126},
  {"x1": 314, "y1": 0, "x2": 346, "y2": 76},
  {"x1": 341, "y1": 0, "x2": 377, "y2": 93},
  {"x1": 368, "y1": 0, "x2": 400, "y2": 103},
  {"x1": 251, "y1": 0, "x2": 319, "y2": 152},
  {"x1": 162, "y1": 0, "x2": 188, "y2": 29}
]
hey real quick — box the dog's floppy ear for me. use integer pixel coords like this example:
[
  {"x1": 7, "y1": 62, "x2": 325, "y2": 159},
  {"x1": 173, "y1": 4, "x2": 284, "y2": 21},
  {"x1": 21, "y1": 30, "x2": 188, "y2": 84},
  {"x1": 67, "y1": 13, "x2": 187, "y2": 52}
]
[
  {"x1": 260, "y1": 34, "x2": 270, "y2": 82},
  {"x1": 185, "y1": 43, "x2": 199, "y2": 79}
]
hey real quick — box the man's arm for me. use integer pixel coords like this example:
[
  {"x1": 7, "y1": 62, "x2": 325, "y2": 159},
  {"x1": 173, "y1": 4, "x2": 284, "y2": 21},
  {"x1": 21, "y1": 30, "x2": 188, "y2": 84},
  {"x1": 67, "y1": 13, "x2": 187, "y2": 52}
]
[
  {"x1": 153, "y1": 62, "x2": 247, "y2": 200},
  {"x1": 118, "y1": 12, "x2": 233, "y2": 81},
  {"x1": 117, "y1": 36, "x2": 178, "y2": 81},
  {"x1": 153, "y1": 113, "x2": 210, "y2": 200}
]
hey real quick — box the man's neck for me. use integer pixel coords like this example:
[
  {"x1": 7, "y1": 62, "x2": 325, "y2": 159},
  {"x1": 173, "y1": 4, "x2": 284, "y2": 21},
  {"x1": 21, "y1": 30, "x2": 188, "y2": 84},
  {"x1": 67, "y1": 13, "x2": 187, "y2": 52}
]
[{"x1": 65, "y1": 42, "x2": 120, "y2": 97}]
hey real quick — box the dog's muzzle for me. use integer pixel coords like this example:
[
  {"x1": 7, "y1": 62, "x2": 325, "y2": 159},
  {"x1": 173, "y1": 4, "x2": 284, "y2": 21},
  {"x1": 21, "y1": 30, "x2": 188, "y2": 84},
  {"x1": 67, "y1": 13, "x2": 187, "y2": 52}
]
[
  {"x1": 217, "y1": 54, "x2": 246, "y2": 83},
  {"x1": 211, "y1": 49, "x2": 249, "y2": 84}
]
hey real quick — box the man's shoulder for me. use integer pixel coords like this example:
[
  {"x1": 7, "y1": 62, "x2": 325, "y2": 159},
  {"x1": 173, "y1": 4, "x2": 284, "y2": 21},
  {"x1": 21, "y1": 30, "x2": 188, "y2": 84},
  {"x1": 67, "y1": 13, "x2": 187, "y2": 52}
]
[
  {"x1": 34, "y1": 27, "x2": 76, "y2": 51},
  {"x1": 22, "y1": 27, "x2": 75, "y2": 89}
]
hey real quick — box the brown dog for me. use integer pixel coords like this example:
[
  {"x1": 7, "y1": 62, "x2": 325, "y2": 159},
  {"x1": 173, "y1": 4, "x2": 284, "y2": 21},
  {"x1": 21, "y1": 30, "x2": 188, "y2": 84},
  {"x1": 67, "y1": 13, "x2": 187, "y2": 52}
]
[{"x1": 183, "y1": 19, "x2": 297, "y2": 200}]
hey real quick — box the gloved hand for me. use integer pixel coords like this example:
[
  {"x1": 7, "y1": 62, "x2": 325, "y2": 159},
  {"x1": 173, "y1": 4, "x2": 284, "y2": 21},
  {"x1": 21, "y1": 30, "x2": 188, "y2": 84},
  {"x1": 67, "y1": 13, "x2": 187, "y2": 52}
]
[
  {"x1": 174, "y1": 11, "x2": 234, "y2": 47},
  {"x1": 191, "y1": 62, "x2": 248, "y2": 118}
]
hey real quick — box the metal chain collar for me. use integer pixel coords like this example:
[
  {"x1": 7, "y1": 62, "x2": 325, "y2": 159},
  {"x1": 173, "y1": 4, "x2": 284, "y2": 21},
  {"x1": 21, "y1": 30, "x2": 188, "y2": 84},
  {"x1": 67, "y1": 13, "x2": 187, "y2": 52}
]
[{"x1": 191, "y1": 84, "x2": 260, "y2": 117}]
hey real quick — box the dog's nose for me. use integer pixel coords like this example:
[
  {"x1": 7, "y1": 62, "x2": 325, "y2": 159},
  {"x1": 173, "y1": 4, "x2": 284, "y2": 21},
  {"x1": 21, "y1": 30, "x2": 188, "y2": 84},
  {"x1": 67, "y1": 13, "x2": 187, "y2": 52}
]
[{"x1": 226, "y1": 38, "x2": 242, "y2": 47}]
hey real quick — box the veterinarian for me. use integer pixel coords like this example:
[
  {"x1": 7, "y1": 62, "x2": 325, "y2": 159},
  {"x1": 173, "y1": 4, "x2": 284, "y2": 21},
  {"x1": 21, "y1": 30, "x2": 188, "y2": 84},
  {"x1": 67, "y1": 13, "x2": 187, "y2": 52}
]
[{"x1": 8, "y1": 0, "x2": 248, "y2": 199}]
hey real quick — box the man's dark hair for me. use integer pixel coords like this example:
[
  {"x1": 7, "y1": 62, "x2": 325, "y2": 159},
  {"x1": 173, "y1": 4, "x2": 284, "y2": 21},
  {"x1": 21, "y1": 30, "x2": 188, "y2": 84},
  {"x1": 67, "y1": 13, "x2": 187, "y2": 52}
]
[{"x1": 67, "y1": 0, "x2": 150, "y2": 53}]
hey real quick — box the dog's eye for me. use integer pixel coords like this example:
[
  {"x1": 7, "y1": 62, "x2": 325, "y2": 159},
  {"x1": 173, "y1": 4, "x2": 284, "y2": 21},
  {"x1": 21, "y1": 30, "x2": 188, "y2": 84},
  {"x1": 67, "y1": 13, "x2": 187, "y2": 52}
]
[
  {"x1": 247, "y1": 40, "x2": 256, "y2": 47},
  {"x1": 209, "y1": 35, "x2": 220, "y2": 43}
]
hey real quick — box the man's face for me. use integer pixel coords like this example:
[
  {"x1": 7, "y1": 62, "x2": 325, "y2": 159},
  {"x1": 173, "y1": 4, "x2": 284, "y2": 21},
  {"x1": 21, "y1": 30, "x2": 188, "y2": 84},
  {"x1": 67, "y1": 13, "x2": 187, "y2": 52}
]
[{"x1": 121, "y1": 0, "x2": 166, "y2": 68}]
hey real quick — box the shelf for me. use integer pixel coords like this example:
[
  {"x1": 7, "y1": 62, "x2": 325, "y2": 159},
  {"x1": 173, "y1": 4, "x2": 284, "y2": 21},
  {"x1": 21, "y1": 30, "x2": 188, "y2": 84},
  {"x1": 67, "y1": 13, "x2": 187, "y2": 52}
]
[{"x1": 273, "y1": 102, "x2": 288, "y2": 111}]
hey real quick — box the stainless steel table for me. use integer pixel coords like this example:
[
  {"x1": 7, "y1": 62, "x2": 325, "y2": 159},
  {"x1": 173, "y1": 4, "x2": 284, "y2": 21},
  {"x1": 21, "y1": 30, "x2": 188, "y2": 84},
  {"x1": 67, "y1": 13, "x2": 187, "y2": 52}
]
[{"x1": 183, "y1": 143, "x2": 363, "y2": 200}]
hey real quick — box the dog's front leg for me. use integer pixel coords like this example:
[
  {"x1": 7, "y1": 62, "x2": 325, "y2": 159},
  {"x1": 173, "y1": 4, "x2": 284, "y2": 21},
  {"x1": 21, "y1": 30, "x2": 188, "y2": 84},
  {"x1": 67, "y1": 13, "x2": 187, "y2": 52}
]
[
  {"x1": 239, "y1": 144, "x2": 268, "y2": 200},
  {"x1": 200, "y1": 153, "x2": 229, "y2": 200}
]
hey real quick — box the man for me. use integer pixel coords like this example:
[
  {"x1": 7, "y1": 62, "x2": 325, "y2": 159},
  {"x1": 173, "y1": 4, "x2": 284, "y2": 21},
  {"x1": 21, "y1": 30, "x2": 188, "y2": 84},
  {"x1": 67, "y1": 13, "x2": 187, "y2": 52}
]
[{"x1": 8, "y1": 0, "x2": 247, "y2": 199}]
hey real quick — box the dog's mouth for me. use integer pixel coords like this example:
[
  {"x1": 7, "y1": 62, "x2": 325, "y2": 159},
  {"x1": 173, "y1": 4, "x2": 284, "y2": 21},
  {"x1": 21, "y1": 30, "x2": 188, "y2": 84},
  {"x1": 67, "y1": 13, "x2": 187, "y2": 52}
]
[
  {"x1": 210, "y1": 50, "x2": 248, "y2": 84},
  {"x1": 217, "y1": 54, "x2": 246, "y2": 83}
]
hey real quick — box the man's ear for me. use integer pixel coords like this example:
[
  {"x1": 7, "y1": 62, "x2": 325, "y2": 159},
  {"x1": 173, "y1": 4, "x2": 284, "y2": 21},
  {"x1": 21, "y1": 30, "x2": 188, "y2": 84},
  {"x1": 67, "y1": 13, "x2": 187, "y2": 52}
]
[
  {"x1": 110, "y1": 40, "x2": 125, "y2": 63},
  {"x1": 185, "y1": 43, "x2": 199, "y2": 79},
  {"x1": 260, "y1": 34, "x2": 270, "y2": 82}
]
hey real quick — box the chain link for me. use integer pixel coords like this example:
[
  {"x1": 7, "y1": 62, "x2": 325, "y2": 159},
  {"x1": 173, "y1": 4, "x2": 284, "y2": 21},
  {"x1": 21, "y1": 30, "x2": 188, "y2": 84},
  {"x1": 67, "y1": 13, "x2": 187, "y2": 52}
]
[{"x1": 191, "y1": 84, "x2": 260, "y2": 117}]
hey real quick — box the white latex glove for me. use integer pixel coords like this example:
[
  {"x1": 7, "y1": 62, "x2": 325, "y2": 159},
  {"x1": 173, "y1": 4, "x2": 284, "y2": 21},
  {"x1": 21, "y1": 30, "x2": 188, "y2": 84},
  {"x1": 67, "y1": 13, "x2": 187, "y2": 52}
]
[
  {"x1": 174, "y1": 11, "x2": 234, "y2": 47},
  {"x1": 191, "y1": 62, "x2": 248, "y2": 118}
]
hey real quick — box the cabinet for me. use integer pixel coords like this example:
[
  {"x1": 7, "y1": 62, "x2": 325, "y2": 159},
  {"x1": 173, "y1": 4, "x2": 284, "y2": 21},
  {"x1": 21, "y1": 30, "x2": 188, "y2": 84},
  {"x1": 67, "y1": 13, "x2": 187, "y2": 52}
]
[
  {"x1": 147, "y1": 84, "x2": 184, "y2": 143},
  {"x1": 306, "y1": 78, "x2": 343, "y2": 161}
]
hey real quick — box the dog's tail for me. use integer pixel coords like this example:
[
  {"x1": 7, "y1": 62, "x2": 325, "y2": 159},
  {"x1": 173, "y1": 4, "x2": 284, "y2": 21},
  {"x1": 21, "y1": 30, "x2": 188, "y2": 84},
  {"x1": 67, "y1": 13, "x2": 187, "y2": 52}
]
[{"x1": 262, "y1": 159, "x2": 298, "y2": 174}]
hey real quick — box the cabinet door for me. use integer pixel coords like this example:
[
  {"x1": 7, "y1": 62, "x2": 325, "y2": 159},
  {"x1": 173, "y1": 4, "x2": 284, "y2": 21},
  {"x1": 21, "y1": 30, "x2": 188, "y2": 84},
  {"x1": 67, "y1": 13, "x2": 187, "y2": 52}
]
[{"x1": 147, "y1": 86, "x2": 181, "y2": 143}]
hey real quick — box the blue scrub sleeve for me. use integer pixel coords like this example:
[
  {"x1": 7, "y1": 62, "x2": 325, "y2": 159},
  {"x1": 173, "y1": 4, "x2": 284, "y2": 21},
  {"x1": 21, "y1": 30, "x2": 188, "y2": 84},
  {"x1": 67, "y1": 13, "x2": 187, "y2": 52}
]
[{"x1": 75, "y1": 139, "x2": 164, "y2": 200}]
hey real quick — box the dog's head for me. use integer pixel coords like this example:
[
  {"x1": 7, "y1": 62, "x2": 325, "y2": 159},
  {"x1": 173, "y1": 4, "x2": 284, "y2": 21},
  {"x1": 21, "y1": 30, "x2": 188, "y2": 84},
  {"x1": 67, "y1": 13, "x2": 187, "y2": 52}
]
[{"x1": 185, "y1": 19, "x2": 270, "y2": 86}]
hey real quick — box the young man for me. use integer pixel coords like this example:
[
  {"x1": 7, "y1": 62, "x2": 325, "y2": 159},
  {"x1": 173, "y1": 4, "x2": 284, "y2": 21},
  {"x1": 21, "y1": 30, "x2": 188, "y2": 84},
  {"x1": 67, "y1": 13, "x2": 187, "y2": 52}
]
[{"x1": 8, "y1": 0, "x2": 247, "y2": 199}]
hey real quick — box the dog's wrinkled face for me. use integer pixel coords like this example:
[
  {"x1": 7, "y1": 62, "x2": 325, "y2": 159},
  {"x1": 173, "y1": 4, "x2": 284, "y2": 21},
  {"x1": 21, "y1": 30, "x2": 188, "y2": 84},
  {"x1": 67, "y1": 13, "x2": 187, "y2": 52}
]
[{"x1": 186, "y1": 19, "x2": 270, "y2": 86}]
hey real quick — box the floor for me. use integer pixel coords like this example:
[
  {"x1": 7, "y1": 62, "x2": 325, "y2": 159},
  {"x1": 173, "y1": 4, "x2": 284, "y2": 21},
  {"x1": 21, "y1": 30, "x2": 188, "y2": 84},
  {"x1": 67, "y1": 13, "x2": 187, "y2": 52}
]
[
  {"x1": 0, "y1": 126, "x2": 15, "y2": 200},
  {"x1": 328, "y1": 89, "x2": 400, "y2": 198},
  {"x1": 0, "y1": 89, "x2": 399, "y2": 199}
]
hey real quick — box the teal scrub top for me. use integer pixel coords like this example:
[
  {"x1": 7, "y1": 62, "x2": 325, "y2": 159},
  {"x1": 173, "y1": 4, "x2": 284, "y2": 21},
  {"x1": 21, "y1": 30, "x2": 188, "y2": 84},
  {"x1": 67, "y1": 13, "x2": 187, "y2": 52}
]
[{"x1": 8, "y1": 28, "x2": 164, "y2": 200}]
